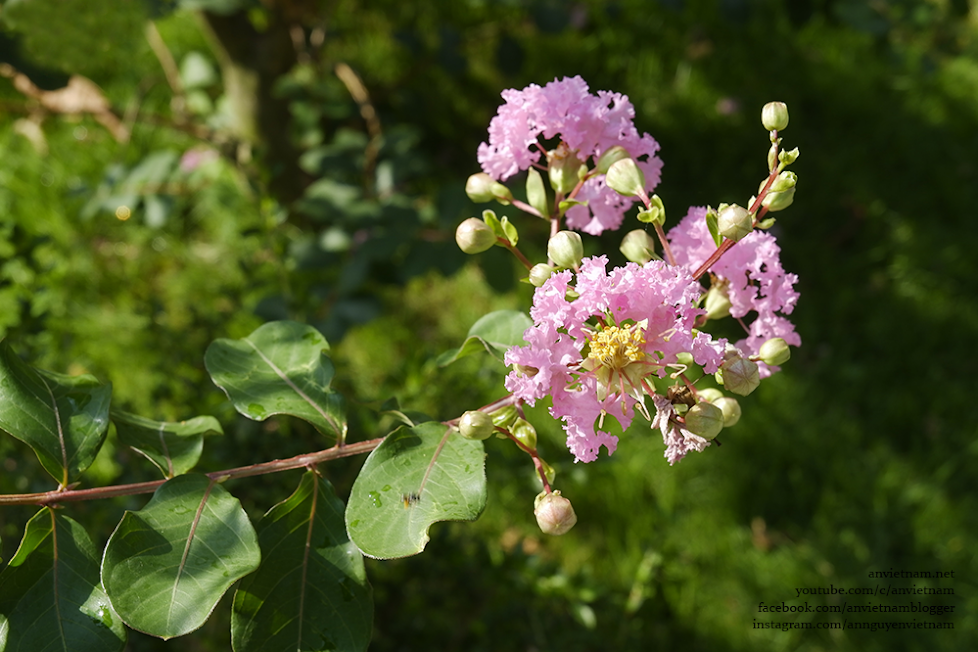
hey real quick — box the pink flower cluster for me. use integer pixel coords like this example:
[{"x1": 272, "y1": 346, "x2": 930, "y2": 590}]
[
  {"x1": 668, "y1": 207, "x2": 801, "y2": 376},
  {"x1": 504, "y1": 256, "x2": 727, "y2": 463},
  {"x1": 477, "y1": 76, "x2": 662, "y2": 235}
]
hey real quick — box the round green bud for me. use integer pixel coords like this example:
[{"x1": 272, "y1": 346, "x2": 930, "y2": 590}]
[
  {"x1": 720, "y1": 356, "x2": 760, "y2": 396},
  {"x1": 704, "y1": 283, "x2": 732, "y2": 320},
  {"x1": 512, "y1": 418, "x2": 537, "y2": 451},
  {"x1": 713, "y1": 396, "x2": 741, "y2": 427},
  {"x1": 619, "y1": 229, "x2": 658, "y2": 264},
  {"x1": 758, "y1": 337, "x2": 791, "y2": 366},
  {"x1": 491, "y1": 404, "x2": 519, "y2": 430},
  {"x1": 458, "y1": 410, "x2": 495, "y2": 440},
  {"x1": 534, "y1": 490, "x2": 577, "y2": 535},
  {"x1": 548, "y1": 230, "x2": 584, "y2": 269},
  {"x1": 684, "y1": 401, "x2": 724, "y2": 440},
  {"x1": 596, "y1": 145, "x2": 631, "y2": 174},
  {"x1": 456, "y1": 217, "x2": 496, "y2": 254},
  {"x1": 529, "y1": 263, "x2": 557, "y2": 287},
  {"x1": 761, "y1": 186, "x2": 795, "y2": 212},
  {"x1": 762, "y1": 101, "x2": 789, "y2": 132},
  {"x1": 717, "y1": 204, "x2": 752, "y2": 242},
  {"x1": 465, "y1": 172, "x2": 513, "y2": 204},
  {"x1": 604, "y1": 158, "x2": 647, "y2": 199},
  {"x1": 697, "y1": 387, "x2": 724, "y2": 403},
  {"x1": 547, "y1": 143, "x2": 585, "y2": 195}
]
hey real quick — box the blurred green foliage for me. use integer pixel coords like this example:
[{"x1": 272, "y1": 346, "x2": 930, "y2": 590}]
[{"x1": 2, "y1": 0, "x2": 977, "y2": 650}]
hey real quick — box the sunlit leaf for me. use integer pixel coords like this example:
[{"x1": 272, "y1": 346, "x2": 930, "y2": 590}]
[
  {"x1": 204, "y1": 321, "x2": 347, "y2": 441},
  {"x1": 0, "y1": 342, "x2": 112, "y2": 485},
  {"x1": 436, "y1": 309, "x2": 532, "y2": 366},
  {"x1": 101, "y1": 474, "x2": 261, "y2": 639},
  {"x1": 232, "y1": 472, "x2": 372, "y2": 652},
  {"x1": 0, "y1": 509, "x2": 126, "y2": 652},
  {"x1": 111, "y1": 411, "x2": 223, "y2": 478},
  {"x1": 346, "y1": 422, "x2": 487, "y2": 559}
]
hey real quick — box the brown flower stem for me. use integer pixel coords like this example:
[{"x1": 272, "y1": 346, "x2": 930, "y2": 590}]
[{"x1": 0, "y1": 438, "x2": 384, "y2": 507}]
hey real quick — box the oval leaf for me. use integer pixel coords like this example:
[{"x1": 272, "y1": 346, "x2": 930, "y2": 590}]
[
  {"x1": 112, "y1": 411, "x2": 223, "y2": 478},
  {"x1": 101, "y1": 474, "x2": 261, "y2": 639},
  {"x1": 0, "y1": 342, "x2": 112, "y2": 485},
  {"x1": 232, "y1": 471, "x2": 372, "y2": 652},
  {"x1": 0, "y1": 509, "x2": 126, "y2": 652},
  {"x1": 204, "y1": 321, "x2": 347, "y2": 441},
  {"x1": 345, "y1": 422, "x2": 487, "y2": 559},
  {"x1": 436, "y1": 309, "x2": 532, "y2": 366}
]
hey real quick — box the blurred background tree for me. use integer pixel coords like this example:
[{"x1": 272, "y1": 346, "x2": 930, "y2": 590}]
[{"x1": 1, "y1": 0, "x2": 976, "y2": 650}]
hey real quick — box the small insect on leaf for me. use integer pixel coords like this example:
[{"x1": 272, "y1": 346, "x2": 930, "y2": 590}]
[{"x1": 402, "y1": 492, "x2": 421, "y2": 508}]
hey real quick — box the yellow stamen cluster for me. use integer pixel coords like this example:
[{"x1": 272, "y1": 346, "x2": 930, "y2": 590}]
[{"x1": 587, "y1": 323, "x2": 646, "y2": 370}]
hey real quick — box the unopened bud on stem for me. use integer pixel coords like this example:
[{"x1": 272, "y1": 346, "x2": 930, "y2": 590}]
[
  {"x1": 534, "y1": 490, "x2": 577, "y2": 535},
  {"x1": 684, "y1": 401, "x2": 724, "y2": 440},
  {"x1": 548, "y1": 230, "x2": 584, "y2": 269},
  {"x1": 465, "y1": 172, "x2": 514, "y2": 204},
  {"x1": 761, "y1": 102, "x2": 789, "y2": 132},
  {"x1": 717, "y1": 204, "x2": 752, "y2": 241},
  {"x1": 619, "y1": 229, "x2": 658, "y2": 264},
  {"x1": 459, "y1": 410, "x2": 495, "y2": 440},
  {"x1": 758, "y1": 337, "x2": 791, "y2": 366},
  {"x1": 456, "y1": 218, "x2": 497, "y2": 254}
]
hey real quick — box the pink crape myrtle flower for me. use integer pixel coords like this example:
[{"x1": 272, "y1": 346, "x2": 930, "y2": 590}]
[
  {"x1": 505, "y1": 256, "x2": 727, "y2": 463},
  {"x1": 477, "y1": 76, "x2": 663, "y2": 235},
  {"x1": 668, "y1": 207, "x2": 801, "y2": 377}
]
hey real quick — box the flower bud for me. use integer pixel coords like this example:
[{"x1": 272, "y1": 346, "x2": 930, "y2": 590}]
[
  {"x1": 548, "y1": 230, "x2": 583, "y2": 269},
  {"x1": 605, "y1": 158, "x2": 647, "y2": 199},
  {"x1": 455, "y1": 217, "x2": 497, "y2": 254},
  {"x1": 720, "y1": 356, "x2": 760, "y2": 396},
  {"x1": 717, "y1": 204, "x2": 752, "y2": 241},
  {"x1": 465, "y1": 172, "x2": 513, "y2": 204},
  {"x1": 696, "y1": 387, "x2": 724, "y2": 403},
  {"x1": 547, "y1": 143, "x2": 585, "y2": 195},
  {"x1": 458, "y1": 410, "x2": 495, "y2": 440},
  {"x1": 637, "y1": 194, "x2": 665, "y2": 226},
  {"x1": 619, "y1": 229, "x2": 658, "y2": 264},
  {"x1": 713, "y1": 396, "x2": 741, "y2": 427},
  {"x1": 596, "y1": 145, "x2": 631, "y2": 174},
  {"x1": 758, "y1": 337, "x2": 791, "y2": 366},
  {"x1": 491, "y1": 404, "x2": 519, "y2": 430},
  {"x1": 534, "y1": 490, "x2": 577, "y2": 535},
  {"x1": 768, "y1": 171, "x2": 797, "y2": 193},
  {"x1": 684, "y1": 401, "x2": 724, "y2": 440},
  {"x1": 761, "y1": 102, "x2": 789, "y2": 131},
  {"x1": 529, "y1": 263, "x2": 557, "y2": 287},
  {"x1": 512, "y1": 418, "x2": 537, "y2": 450},
  {"x1": 761, "y1": 186, "x2": 795, "y2": 212},
  {"x1": 704, "y1": 283, "x2": 731, "y2": 320},
  {"x1": 778, "y1": 147, "x2": 800, "y2": 166}
]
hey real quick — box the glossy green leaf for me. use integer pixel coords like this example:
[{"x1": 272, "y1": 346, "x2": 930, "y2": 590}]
[
  {"x1": 706, "y1": 208, "x2": 722, "y2": 247},
  {"x1": 0, "y1": 509, "x2": 126, "y2": 652},
  {"x1": 436, "y1": 309, "x2": 532, "y2": 366},
  {"x1": 101, "y1": 474, "x2": 261, "y2": 639},
  {"x1": 0, "y1": 342, "x2": 112, "y2": 485},
  {"x1": 231, "y1": 472, "x2": 372, "y2": 652},
  {"x1": 204, "y1": 321, "x2": 347, "y2": 441},
  {"x1": 346, "y1": 422, "x2": 487, "y2": 559},
  {"x1": 111, "y1": 411, "x2": 223, "y2": 478}
]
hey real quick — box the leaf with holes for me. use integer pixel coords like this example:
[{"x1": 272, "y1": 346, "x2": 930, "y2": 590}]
[
  {"x1": 0, "y1": 509, "x2": 126, "y2": 651},
  {"x1": 231, "y1": 471, "x2": 372, "y2": 652},
  {"x1": 345, "y1": 422, "x2": 487, "y2": 559},
  {"x1": 112, "y1": 411, "x2": 223, "y2": 478},
  {"x1": 0, "y1": 341, "x2": 112, "y2": 486},
  {"x1": 101, "y1": 474, "x2": 260, "y2": 639},
  {"x1": 204, "y1": 321, "x2": 346, "y2": 441}
]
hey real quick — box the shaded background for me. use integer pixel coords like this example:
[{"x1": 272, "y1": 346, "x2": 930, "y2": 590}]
[{"x1": 0, "y1": 0, "x2": 976, "y2": 650}]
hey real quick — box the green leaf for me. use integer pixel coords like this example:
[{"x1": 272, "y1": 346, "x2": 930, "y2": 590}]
[
  {"x1": 101, "y1": 474, "x2": 261, "y2": 639},
  {"x1": 232, "y1": 472, "x2": 372, "y2": 652},
  {"x1": 0, "y1": 509, "x2": 126, "y2": 652},
  {"x1": 706, "y1": 209, "x2": 722, "y2": 247},
  {"x1": 436, "y1": 309, "x2": 532, "y2": 366},
  {"x1": 204, "y1": 321, "x2": 347, "y2": 441},
  {"x1": 526, "y1": 167, "x2": 549, "y2": 218},
  {"x1": 0, "y1": 342, "x2": 112, "y2": 486},
  {"x1": 111, "y1": 411, "x2": 223, "y2": 478},
  {"x1": 346, "y1": 422, "x2": 487, "y2": 559}
]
